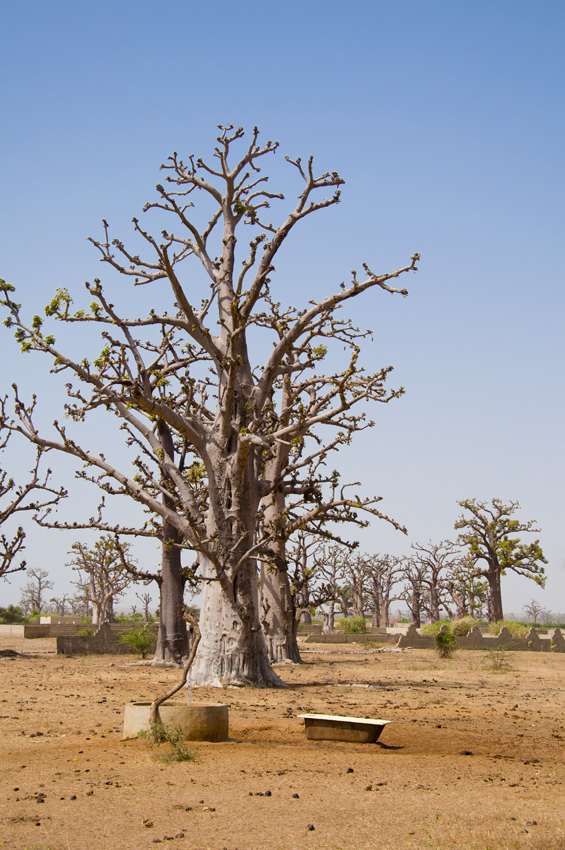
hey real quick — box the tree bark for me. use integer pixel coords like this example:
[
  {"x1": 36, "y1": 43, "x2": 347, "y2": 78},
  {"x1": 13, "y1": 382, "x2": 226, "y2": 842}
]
[
  {"x1": 152, "y1": 423, "x2": 190, "y2": 667},
  {"x1": 190, "y1": 438, "x2": 285, "y2": 687},
  {"x1": 191, "y1": 554, "x2": 284, "y2": 687},
  {"x1": 260, "y1": 560, "x2": 302, "y2": 663},
  {"x1": 487, "y1": 564, "x2": 504, "y2": 622},
  {"x1": 352, "y1": 583, "x2": 365, "y2": 619},
  {"x1": 259, "y1": 491, "x2": 302, "y2": 663},
  {"x1": 429, "y1": 583, "x2": 441, "y2": 623},
  {"x1": 411, "y1": 587, "x2": 422, "y2": 628},
  {"x1": 152, "y1": 530, "x2": 189, "y2": 666},
  {"x1": 322, "y1": 600, "x2": 336, "y2": 633}
]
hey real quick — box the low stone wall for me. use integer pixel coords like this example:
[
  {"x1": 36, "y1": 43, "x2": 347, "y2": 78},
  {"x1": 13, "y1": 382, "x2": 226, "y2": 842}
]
[
  {"x1": 0, "y1": 625, "x2": 25, "y2": 637},
  {"x1": 299, "y1": 624, "x2": 401, "y2": 636},
  {"x1": 40, "y1": 616, "x2": 84, "y2": 625},
  {"x1": 304, "y1": 631, "x2": 400, "y2": 645},
  {"x1": 0, "y1": 624, "x2": 52, "y2": 638},
  {"x1": 46, "y1": 623, "x2": 88, "y2": 636},
  {"x1": 397, "y1": 624, "x2": 565, "y2": 652},
  {"x1": 56, "y1": 623, "x2": 157, "y2": 656},
  {"x1": 297, "y1": 624, "x2": 323, "y2": 635}
]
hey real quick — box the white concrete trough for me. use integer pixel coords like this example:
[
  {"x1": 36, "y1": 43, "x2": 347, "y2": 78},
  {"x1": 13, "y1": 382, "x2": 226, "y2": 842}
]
[
  {"x1": 299, "y1": 713, "x2": 392, "y2": 744},
  {"x1": 123, "y1": 702, "x2": 229, "y2": 742}
]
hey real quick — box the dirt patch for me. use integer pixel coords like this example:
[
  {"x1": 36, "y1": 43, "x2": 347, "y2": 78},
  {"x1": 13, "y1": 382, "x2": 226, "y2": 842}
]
[{"x1": 0, "y1": 642, "x2": 564, "y2": 850}]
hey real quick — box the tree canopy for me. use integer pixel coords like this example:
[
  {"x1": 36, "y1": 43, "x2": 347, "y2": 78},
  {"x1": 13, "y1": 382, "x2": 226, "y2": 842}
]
[
  {"x1": 455, "y1": 497, "x2": 547, "y2": 622},
  {"x1": 0, "y1": 125, "x2": 419, "y2": 685}
]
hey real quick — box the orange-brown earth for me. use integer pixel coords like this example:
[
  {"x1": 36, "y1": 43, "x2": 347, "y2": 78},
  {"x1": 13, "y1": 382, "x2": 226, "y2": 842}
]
[{"x1": 0, "y1": 639, "x2": 564, "y2": 850}]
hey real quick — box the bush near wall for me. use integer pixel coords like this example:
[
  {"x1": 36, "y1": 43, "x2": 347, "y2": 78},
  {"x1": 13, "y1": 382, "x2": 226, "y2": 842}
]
[{"x1": 337, "y1": 617, "x2": 367, "y2": 634}]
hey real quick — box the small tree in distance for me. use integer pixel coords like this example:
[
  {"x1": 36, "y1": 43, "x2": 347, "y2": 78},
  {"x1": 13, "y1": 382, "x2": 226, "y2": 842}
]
[
  {"x1": 455, "y1": 498, "x2": 547, "y2": 623},
  {"x1": 68, "y1": 536, "x2": 135, "y2": 625},
  {"x1": 136, "y1": 590, "x2": 153, "y2": 624},
  {"x1": 19, "y1": 568, "x2": 54, "y2": 615},
  {"x1": 522, "y1": 598, "x2": 547, "y2": 624}
]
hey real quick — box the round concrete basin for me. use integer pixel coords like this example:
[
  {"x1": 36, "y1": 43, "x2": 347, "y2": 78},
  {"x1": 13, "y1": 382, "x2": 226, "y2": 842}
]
[{"x1": 123, "y1": 702, "x2": 229, "y2": 741}]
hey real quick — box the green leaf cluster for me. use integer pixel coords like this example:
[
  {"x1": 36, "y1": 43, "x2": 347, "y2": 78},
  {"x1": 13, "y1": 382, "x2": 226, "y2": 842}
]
[{"x1": 337, "y1": 616, "x2": 367, "y2": 634}]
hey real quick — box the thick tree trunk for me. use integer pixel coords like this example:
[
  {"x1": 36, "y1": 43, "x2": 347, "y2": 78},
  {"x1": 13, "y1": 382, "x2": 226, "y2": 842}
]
[
  {"x1": 352, "y1": 587, "x2": 365, "y2": 620},
  {"x1": 487, "y1": 567, "x2": 504, "y2": 622},
  {"x1": 370, "y1": 577, "x2": 382, "y2": 627},
  {"x1": 411, "y1": 588, "x2": 422, "y2": 628},
  {"x1": 322, "y1": 600, "x2": 336, "y2": 634},
  {"x1": 152, "y1": 423, "x2": 190, "y2": 667},
  {"x1": 452, "y1": 590, "x2": 466, "y2": 619},
  {"x1": 259, "y1": 494, "x2": 302, "y2": 663},
  {"x1": 429, "y1": 585, "x2": 441, "y2": 623},
  {"x1": 191, "y1": 555, "x2": 284, "y2": 687},
  {"x1": 152, "y1": 530, "x2": 189, "y2": 666},
  {"x1": 260, "y1": 562, "x2": 302, "y2": 663},
  {"x1": 181, "y1": 364, "x2": 288, "y2": 688}
]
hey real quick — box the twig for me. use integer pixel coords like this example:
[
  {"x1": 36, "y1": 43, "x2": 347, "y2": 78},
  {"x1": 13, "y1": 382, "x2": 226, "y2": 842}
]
[{"x1": 149, "y1": 612, "x2": 201, "y2": 724}]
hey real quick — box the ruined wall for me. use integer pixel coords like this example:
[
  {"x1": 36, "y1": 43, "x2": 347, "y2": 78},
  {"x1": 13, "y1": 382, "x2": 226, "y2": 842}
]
[
  {"x1": 304, "y1": 631, "x2": 400, "y2": 645},
  {"x1": 56, "y1": 623, "x2": 157, "y2": 656},
  {"x1": 397, "y1": 624, "x2": 565, "y2": 652}
]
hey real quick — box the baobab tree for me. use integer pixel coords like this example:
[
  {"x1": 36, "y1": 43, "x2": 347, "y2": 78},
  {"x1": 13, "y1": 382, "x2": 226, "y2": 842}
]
[
  {"x1": 68, "y1": 536, "x2": 134, "y2": 625},
  {"x1": 0, "y1": 125, "x2": 418, "y2": 686},
  {"x1": 522, "y1": 598, "x2": 547, "y2": 624},
  {"x1": 34, "y1": 419, "x2": 202, "y2": 666},
  {"x1": 366, "y1": 554, "x2": 403, "y2": 628},
  {"x1": 455, "y1": 498, "x2": 547, "y2": 623},
  {"x1": 48, "y1": 594, "x2": 70, "y2": 615},
  {"x1": 341, "y1": 552, "x2": 372, "y2": 619},
  {"x1": 136, "y1": 590, "x2": 153, "y2": 624},
  {"x1": 19, "y1": 568, "x2": 54, "y2": 615},
  {"x1": 444, "y1": 557, "x2": 489, "y2": 620},
  {"x1": 407, "y1": 540, "x2": 460, "y2": 623},
  {"x1": 400, "y1": 556, "x2": 427, "y2": 627},
  {"x1": 311, "y1": 542, "x2": 350, "y2": 633}
]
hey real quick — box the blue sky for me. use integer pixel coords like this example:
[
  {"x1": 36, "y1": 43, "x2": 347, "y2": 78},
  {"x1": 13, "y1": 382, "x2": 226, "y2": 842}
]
[{"x1": 1, "y1": 0, "x2": 563, "y2": 616}]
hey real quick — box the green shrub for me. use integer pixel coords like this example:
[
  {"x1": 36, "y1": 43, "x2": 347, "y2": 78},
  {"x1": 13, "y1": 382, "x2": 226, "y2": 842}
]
[
  {"x1": 115, "y1": 612, "x2": 144, "y2": 623},
  {"x1": 485, "y1": 646, "x2": 512, "y2": 672},
  {"x1": 77, "y1": 626, "x2": 94, "y2": 636},
  {"x1": 435, "y1": 630, "x2": 456, "y2": 658},
  {"x1": 120, "y1": 625, "x2": 155, "y2": 658},
  {"x1": 488, "y1": 619, "x2": 528, "y2": 638},
  {"x1": 421, "y1": 618, "x2": 451, "y2": 636},
  {"x1": 337, "y1": 617, "x2": 367, "y2": 634},
  {"x1": 139, "y1": 723, "x2": 197, "y2": 763},
  {"x1": 0, "y1": 604, "x2": 27, "y2": 624},
  {"x1": 451, "y1": 616, "x2": 477, "y2": 636}
]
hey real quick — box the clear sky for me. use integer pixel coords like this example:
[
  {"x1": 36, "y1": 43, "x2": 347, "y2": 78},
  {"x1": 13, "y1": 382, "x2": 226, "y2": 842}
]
[{"x1": 1, "y1": 0, "x2": 563, "y2": 617}]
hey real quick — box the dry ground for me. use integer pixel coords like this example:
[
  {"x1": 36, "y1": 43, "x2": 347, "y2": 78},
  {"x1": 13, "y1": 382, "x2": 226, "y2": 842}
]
[{"x1": 1, "y1": 638, "x2": 564, "y2": 850}]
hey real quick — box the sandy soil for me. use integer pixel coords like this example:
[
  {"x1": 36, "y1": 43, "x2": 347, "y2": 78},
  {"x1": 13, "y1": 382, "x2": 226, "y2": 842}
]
[{"x1": 0, "y1": 639, "x2": 564, "y2": 850}]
